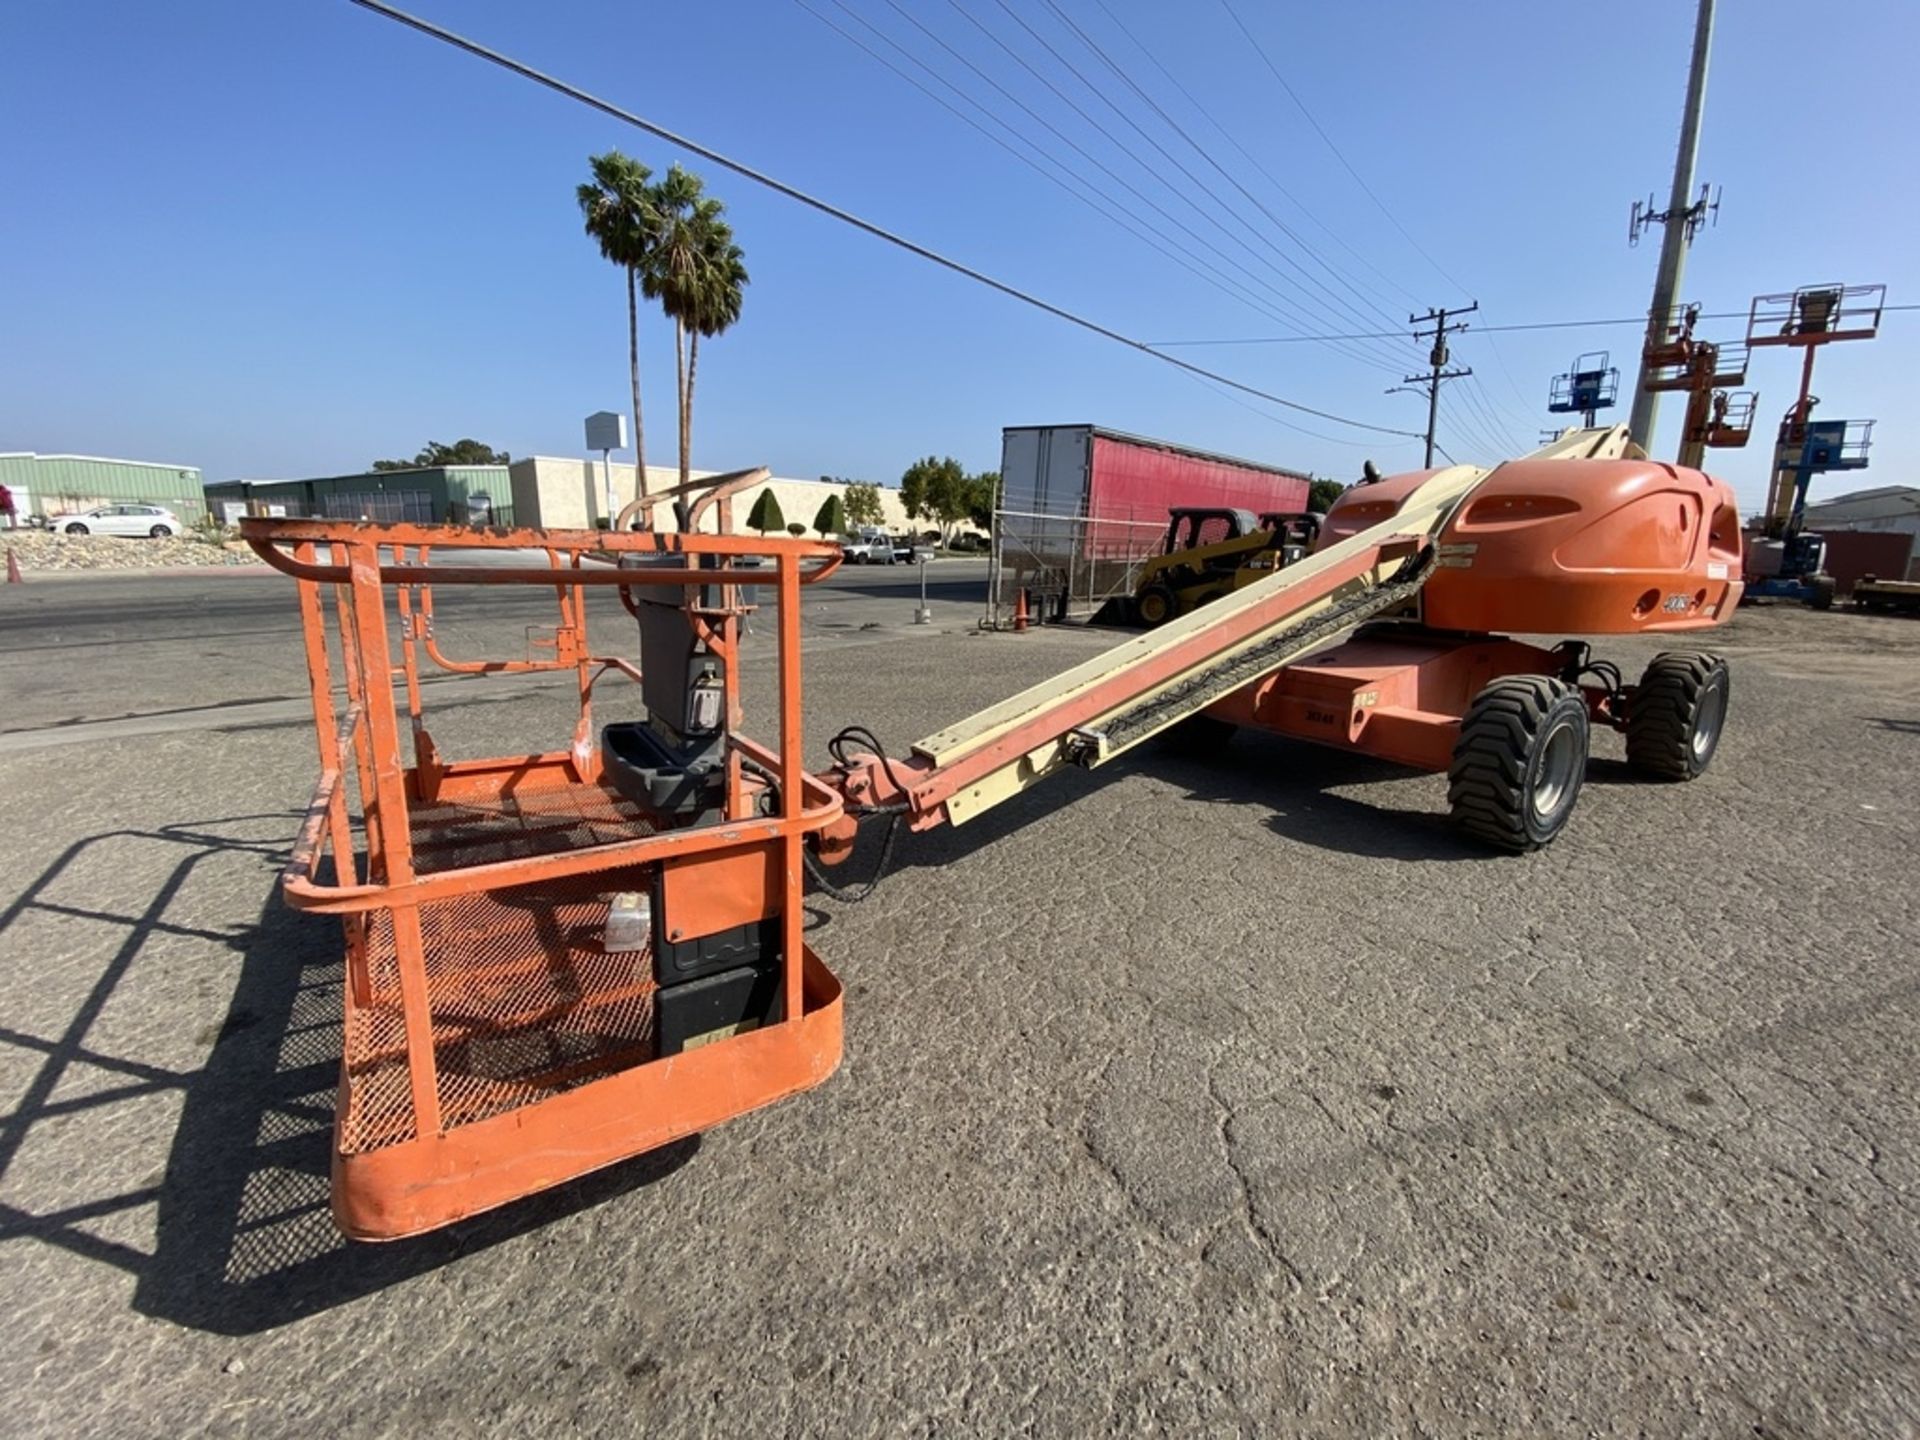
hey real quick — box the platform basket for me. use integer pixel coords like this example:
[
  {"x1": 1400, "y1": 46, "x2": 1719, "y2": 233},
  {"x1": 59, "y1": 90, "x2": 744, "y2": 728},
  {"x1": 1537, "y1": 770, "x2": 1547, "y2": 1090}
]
[{"x1": 243, "y1": 516, "x2": 847, "y2": 1239}]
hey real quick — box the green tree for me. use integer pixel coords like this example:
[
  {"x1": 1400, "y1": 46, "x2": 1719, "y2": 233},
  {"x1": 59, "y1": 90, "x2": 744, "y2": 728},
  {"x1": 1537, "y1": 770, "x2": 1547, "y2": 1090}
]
[
  {"x1": 746, "y1": 488, "x2": 786, "y2": 536},
  {"x1": 645, "y1": 165, "x2": 749, "y2": 490},
  {"x1": 813, "y1": 493, "x2": 847, "y2": 537},
  {"x1": 1307, "y1": 477, "x2": 1345, "y2": 513},
  {"x1": 577, "y1": 151, "x2": 660, "y2": 498},
  {"x1": 964, "y1": 470, "x2": 1000, "y2": 532},
  {"x1": 899, "y1": 467, "x2": 928, "y2": 524},
  {"x1": 901, "y1": 455, "x2": 969, "y2": 541},
  {"x1": 842, "y1": 481, "x2": 884, "y2": 528},
  {"x1": 373, "y1": 439, "x2": 512, "y2": 470}
]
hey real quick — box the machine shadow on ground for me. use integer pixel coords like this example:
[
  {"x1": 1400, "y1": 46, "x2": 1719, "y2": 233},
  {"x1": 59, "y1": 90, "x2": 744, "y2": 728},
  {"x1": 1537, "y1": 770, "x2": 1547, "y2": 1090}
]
[
  {"x1": 1149, "y1": 730, "x2": 1494, "y2": 862},
  {"x1": 0, "y1": 812, "x2": 695, "y2": 1339},
  {"x1": 821, "y1": 722, "x2": 1489, "y2": 877}
]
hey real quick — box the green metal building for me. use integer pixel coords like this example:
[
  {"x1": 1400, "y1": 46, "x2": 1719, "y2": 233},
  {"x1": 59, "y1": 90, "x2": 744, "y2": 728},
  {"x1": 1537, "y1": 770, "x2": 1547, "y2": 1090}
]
[
  {"x1": 202, "y1": 465, "x2": 509, "y2": 525},
  {"x1": 0, "y1": 453, "x2": 207, "y2": 524}
]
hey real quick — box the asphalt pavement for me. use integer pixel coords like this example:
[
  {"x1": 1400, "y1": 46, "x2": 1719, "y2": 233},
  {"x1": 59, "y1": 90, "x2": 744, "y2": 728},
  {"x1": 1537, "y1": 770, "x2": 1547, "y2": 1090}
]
[{"x1": 2, "y1": 564, "x2": 1919, "y2": 1437}]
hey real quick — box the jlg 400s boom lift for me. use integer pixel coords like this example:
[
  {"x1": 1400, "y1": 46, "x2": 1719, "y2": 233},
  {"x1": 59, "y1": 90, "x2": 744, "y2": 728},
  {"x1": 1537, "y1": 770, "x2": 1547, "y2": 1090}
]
[{"x1": 249, "y1": 426, "x2": 1741, "y2": 1238}]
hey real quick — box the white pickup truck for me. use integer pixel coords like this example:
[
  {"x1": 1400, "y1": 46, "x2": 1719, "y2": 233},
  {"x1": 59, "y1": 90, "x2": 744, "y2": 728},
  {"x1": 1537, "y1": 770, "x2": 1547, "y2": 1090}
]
[{"x1": 838, "y1": 531, "x2": 899, "y2": 565}]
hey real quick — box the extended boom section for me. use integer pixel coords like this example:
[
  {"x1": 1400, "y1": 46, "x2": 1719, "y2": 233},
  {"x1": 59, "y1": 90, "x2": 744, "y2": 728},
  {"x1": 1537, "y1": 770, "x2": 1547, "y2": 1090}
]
[{"x1": 817, "y1": 463, "x2": 1490, "y2": 841}]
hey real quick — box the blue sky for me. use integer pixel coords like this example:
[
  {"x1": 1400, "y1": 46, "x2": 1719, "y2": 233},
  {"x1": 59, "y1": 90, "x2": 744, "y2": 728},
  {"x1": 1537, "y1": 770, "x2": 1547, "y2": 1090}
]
[{"x1": 3, "y1": 0, "x2": 1913, "y2": 513}]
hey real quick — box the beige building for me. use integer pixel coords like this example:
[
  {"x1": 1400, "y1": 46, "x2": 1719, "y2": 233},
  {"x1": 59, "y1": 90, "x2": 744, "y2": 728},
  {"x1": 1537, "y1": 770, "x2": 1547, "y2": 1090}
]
[{"x1": 507, "y1": 457, "x2": 912, "y2": 535}]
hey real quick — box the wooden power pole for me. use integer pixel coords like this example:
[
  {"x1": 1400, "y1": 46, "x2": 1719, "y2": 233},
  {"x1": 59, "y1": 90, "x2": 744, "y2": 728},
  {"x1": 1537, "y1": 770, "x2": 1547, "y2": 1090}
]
[{"x1": 1406, "y1": 303, "x2": 1477, "y2": 467}]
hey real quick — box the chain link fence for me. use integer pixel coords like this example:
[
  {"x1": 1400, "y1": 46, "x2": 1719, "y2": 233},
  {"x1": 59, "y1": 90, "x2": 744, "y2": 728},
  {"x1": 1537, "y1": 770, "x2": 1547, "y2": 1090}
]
[{"x1": 987, "y1": 507, "x2": 1167, "y2": 627}]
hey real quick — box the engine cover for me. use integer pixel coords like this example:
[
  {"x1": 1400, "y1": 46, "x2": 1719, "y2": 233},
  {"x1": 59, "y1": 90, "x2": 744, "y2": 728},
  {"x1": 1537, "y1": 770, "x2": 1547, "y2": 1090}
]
[{"x1": 1323, "y1": 458, "x2": 1743, "y2": 635}]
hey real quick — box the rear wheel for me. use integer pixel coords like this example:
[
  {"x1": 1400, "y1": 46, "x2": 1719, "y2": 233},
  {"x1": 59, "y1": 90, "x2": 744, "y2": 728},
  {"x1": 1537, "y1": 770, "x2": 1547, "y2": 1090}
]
[
  {"x1": 149, "y1": 524, "x2": 172, "y2": 538},
  {"x1": 1448, "y1": 676, "x2": 1590, "y2": 852},
  {"x1": 1136, "y1": 584, "x2": 1176, "y2": 627},
  {"x1": 1625, "y1": 651, "x2": 1729, "y2": 781},
  {"x1": 1810, "y1": 575, "x2": 1836, "y2": 611}
]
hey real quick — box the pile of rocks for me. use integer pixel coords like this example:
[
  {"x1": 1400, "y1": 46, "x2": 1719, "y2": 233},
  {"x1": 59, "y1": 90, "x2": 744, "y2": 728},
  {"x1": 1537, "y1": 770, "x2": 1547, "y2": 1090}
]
[{"x1": 1, "y1": 527, "x2": 261, "y2": 573}]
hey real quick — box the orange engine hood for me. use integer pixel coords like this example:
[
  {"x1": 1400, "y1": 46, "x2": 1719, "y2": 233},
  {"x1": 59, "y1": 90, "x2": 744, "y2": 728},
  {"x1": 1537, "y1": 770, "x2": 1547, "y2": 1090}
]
[{"x1": 1322, "y1": 458, "x2": 1744, "y2": 635}]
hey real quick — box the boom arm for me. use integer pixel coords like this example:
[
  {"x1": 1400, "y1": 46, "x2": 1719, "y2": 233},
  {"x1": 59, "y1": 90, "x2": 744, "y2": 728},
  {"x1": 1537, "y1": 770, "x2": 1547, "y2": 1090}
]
[
  {"x1": 816, "y1": 465, "x2": 1479, "y2": 849},
  {"x1": 814, "y1": 425, "x2": 1642, "y2": 856}
]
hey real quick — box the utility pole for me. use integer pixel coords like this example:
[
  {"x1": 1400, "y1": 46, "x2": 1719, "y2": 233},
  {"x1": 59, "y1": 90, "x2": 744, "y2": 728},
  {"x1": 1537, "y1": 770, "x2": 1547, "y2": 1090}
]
[
  {"x1": 1403, "y1": 303, "x2": 1476, "y2": 467},
  {"x1": 1627, "y1": 0, "x2": 1716, "y2": 450}
]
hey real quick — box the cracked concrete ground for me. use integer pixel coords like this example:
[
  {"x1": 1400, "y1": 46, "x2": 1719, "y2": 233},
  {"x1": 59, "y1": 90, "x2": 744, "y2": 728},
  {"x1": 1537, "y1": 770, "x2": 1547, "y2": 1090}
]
[{"x1": 2, "y1": 564, "x2": 1918, "y2": 1437}]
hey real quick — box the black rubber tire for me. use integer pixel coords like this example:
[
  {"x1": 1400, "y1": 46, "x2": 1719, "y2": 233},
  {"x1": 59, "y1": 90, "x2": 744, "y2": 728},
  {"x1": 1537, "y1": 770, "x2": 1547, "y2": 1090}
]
[
  {"x1": 65, "y1": 522, "x2": 89, "y2": 535},
  {"x1": 1810, "y1": 575, "x2": 1836, "y2": 611},
  {"x1": 149, "y1": 524, "x2": 171, "y2": 538},
  {"x1": 1448, "y1": 676, "x2": 1591, "y2": 852},
  {"x1": 1136, "y1": 584, "x2": 1177, "y2": 627},
  {"x1": 1625, "y1": 651, "x2": 1730, "y2": 781}
]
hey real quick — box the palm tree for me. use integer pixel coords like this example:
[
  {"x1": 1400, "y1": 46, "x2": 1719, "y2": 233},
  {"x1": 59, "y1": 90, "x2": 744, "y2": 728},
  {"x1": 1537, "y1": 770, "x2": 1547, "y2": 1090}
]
[
  {"x1": 678, "y1": 223, "x2": 747, "y2": 490},
  {"x1": 577, "y1": 151, "x2": 658, "y2": 500},
  {"x1": 645, "y1": 166, "x2": 749, "y2": 490}
]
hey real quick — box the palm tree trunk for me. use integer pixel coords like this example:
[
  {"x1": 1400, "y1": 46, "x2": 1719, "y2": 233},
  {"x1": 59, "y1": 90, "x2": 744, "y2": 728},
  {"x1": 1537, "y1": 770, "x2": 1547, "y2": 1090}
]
[
  {"x1": 685, "y1": 331, "x2": 701, "y2": 500},
  {"x1": 675, "y1": 316, "x2": 690, "y2": 490},
  {"x1": 627, "y1": 267, "x2": 645, "y2": 501}
]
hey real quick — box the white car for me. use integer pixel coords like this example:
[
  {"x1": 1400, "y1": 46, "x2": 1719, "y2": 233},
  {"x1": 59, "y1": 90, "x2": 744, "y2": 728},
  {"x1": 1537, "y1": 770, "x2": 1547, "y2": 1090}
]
[
  {"x1": 48, "y1": 504, "x2": 185, "y2": 538},
  {"x1": 838, "y1": 533, "x2": 896, "y2": 565}
]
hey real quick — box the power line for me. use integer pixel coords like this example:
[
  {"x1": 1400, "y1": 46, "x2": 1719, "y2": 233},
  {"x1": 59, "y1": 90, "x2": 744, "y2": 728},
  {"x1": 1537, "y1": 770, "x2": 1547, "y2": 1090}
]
[
  {"x1": 1036, "y1": 0, "x2": 1411, "y2": 340},
  {"x1": 1221, "y1": 0, "x2": 1471, "y2": 295},
  {"x1": 1180, "y1": 367, "x2": 1425, "y2": 450},
  {"x1": 931, "y1": 0, "x2": 1411, "y2": 376},
  {"x1": 977, "y1": 0, "x2": 1418, "y2": 374},
  {"x1": 933, "y1": 0, "x2": 1413, "y2": 378},
  {"x1": 340, "y1": 0, "x2": 1422, "y2": 439},
  {"x1": 1451, "y1": 384, "x2": 1523, "y2": 460},
  {"x1": 1083, "y1": 0, "x2": 1424, "y2": 316},
  {"x1": 1477, "y1": 329, "x2": 1545, "y2": 423},
  {"x1": 1454, "y1": 365, "x2": 1533, "y2": 451},
  {"x1": 1151, "y1": 306, "x2": 1920, "y2": 346},
  {"x1": 796, "y1": 0, "x2": 1317, "y2": 347},
  {"x1": 1216, "y1": 0, "x2": 1691, "y2": 450},
  {"x1": 803, "y1": 0, "x2": 1401, "y2": 378}
]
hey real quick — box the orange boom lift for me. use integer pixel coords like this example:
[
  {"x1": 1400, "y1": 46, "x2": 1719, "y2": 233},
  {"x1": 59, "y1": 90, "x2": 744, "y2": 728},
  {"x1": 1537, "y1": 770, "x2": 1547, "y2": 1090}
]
[{"x1": 250, "y1": 427, "x2": 1742, "y2": 1238}]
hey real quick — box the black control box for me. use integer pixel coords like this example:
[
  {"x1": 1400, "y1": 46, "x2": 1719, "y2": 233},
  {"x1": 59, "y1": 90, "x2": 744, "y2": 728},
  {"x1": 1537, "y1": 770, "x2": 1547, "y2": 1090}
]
[{"x1": 655, "y1": 961, "x2": 782, "y2": 1056}]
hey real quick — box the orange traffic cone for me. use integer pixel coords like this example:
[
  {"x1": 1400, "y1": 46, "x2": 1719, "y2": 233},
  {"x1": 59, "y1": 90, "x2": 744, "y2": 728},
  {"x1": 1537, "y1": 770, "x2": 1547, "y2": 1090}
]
[
  {"x1": 5, "y1": 547, "x2": 20, "y2": 584},
  {"x1": 1013, "y1": 587, "x2": 1029, "y2": 632}
]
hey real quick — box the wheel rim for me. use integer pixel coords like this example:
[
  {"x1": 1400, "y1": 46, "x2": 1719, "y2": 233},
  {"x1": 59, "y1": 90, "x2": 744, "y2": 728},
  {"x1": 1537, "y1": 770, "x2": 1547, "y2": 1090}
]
[
  {"x1": 1691, "y1": 680, "x2": 1727, "y2": 761},
  {"x1": 1532, "y1": 721, "x2": 1581, "y2": 819},
  {"x1": 1139, "y1": 594, "x2": 1168, "y2": 624}
]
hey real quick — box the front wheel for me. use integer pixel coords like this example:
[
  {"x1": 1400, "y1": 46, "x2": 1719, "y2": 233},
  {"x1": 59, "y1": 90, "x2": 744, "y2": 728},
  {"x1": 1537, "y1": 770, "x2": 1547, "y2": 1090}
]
[
  {"x1": 1136, "y1": 584, "x2": 1176, "y2": 627},
  {"x1": 1625, "y1": 652, "x2": 1729, "y2": 781},
  {"x1": 1448, "y1": 676, "x2": 1590, "y2": 852},
  {"x1": 63, "y1": 522, "x2": 89, "y2": 535}
]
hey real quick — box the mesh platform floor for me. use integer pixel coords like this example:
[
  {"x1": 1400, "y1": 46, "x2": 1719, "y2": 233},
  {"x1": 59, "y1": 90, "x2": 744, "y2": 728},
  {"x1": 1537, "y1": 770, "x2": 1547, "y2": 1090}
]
[
  {"x1": 340, "y1": 782, "x2": 661, "y2": 1155},
  {"x1": 407, "y1": 781, "x2": 656, "y2": 875}
]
